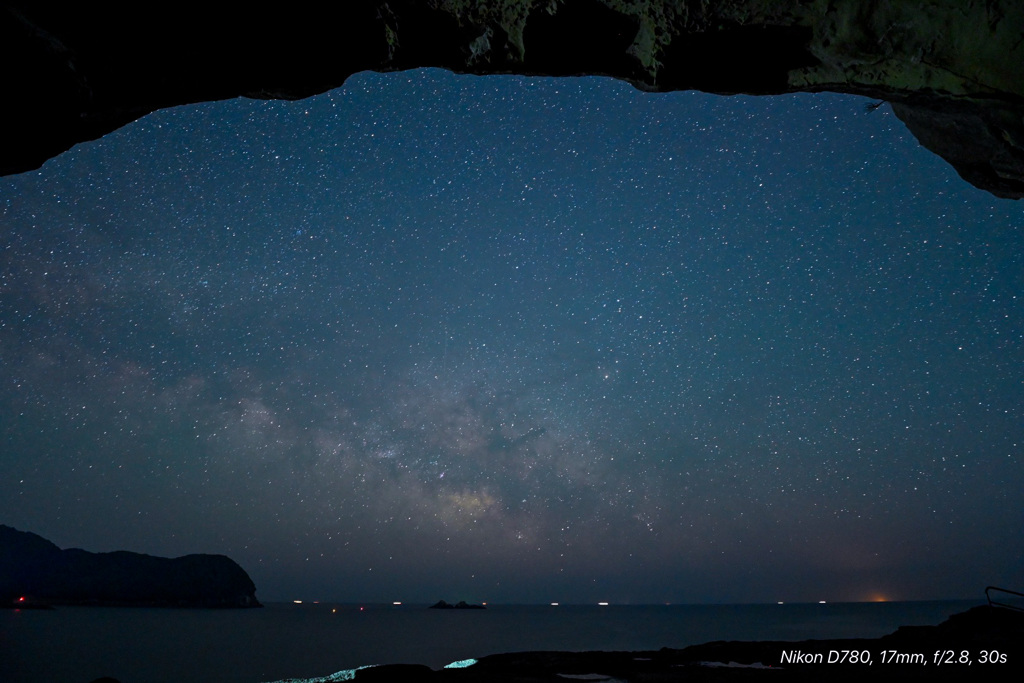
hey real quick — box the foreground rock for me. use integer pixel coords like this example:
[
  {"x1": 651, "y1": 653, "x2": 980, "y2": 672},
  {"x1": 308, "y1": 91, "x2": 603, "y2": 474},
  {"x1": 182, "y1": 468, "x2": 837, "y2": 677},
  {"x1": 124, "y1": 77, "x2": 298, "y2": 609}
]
[
  {"x1": 2, "y1": 2, "x2": 1022, "y2": 198},
  {"x1": 347, "y1": 605, "x2": 1024, "y2": 681},
  {"x1": 0, "y1": 524, "x2": 261, "y2": 608}
]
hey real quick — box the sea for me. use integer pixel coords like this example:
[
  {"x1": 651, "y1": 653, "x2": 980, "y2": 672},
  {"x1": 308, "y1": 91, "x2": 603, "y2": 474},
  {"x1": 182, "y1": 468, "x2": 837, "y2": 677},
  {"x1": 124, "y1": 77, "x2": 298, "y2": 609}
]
[{"x1": 0, "y1": 599, "x2": 981, "y2": 683}]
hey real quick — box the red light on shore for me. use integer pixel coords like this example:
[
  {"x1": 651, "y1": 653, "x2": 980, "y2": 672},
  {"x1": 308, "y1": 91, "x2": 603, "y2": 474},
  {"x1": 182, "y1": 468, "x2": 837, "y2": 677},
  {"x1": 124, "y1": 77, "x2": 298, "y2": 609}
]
[{"x1": 18, "y1": 597, "x2": 25, "y2": 602}]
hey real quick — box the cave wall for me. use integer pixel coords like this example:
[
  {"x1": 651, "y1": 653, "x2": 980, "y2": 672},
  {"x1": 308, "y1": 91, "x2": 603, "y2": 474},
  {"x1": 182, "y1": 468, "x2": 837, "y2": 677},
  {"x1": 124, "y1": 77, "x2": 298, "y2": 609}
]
[{"x1": 2, "y1": 1, "x2": 1022, "y2": 198}]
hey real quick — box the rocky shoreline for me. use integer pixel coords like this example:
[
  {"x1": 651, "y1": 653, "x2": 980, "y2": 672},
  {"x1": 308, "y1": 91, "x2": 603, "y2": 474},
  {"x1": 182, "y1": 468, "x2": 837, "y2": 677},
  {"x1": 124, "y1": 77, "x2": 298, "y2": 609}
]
[{"x1": 265, "y1": 604, "x2": 1022, "y2": 682}]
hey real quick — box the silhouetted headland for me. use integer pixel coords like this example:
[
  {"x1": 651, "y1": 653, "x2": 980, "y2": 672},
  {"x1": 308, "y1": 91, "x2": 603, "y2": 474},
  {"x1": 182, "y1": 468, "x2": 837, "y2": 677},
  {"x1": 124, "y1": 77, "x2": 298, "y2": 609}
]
[{"x1": 0, "y1": 524, "x2": 260, "y2": 608}]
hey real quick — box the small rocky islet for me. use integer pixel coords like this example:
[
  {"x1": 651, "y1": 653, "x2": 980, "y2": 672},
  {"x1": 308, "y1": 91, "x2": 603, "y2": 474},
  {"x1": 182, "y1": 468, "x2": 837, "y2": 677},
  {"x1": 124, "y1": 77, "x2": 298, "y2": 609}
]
[{"x1": 429, "y1": 600, "x2": 486, "y2": 610}]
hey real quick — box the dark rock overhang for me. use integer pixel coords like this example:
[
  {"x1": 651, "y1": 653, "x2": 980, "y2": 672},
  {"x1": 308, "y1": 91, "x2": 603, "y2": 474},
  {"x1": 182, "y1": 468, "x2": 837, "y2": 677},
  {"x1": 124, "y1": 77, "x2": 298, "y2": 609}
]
[{"x1": 3, "y1": 1, "x2": 1022, "y2": 198}]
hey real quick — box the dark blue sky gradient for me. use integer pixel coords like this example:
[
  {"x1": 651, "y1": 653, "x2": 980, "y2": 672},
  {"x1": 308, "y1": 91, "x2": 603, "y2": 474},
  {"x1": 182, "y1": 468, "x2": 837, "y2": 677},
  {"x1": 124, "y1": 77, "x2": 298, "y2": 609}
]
[{"x1": 1, "y1": 69, "x2": 1022, "y2": 604}]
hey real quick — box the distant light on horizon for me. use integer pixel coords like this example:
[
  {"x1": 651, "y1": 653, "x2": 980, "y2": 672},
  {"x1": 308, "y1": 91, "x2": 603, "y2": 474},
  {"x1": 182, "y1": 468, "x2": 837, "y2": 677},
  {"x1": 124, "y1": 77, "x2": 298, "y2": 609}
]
[
  {"x1": 393, "y1": 601, "x2": 402, "y2": 605},
  {"x1": 293, "y1": 600, "x2": 302, "y2": 604},
  {"x1": 598, "y1": 602, "x2": 609, "y2": 606}
]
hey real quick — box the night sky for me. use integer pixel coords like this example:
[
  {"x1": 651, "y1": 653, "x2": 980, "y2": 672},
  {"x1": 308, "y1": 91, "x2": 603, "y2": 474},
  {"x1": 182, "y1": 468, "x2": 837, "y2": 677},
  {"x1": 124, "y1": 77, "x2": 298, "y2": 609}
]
[{"x1": 1, "y1": 69, "x2": 1022, "y2": 605}]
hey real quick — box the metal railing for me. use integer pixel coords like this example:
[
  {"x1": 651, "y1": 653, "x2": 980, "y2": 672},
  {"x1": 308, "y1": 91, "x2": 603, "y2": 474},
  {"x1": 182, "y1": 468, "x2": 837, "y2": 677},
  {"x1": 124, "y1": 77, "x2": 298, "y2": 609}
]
[{"x1": 985, "y1": 586, "x2": 1024, "y2": 612}]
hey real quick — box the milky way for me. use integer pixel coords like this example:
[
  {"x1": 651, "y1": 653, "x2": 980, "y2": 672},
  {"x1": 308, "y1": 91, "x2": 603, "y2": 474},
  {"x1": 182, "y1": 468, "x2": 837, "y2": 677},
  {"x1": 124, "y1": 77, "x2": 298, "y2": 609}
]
[{"x1": 1, "y1": 70, "x2": 1022, "y2": 603}]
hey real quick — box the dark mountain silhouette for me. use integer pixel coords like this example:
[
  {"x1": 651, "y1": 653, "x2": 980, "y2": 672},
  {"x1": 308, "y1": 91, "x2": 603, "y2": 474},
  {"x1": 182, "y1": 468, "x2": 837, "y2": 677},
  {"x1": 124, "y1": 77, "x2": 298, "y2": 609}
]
[{"x1": 0, "y1": 524, "x2": 260, "y2": 608}]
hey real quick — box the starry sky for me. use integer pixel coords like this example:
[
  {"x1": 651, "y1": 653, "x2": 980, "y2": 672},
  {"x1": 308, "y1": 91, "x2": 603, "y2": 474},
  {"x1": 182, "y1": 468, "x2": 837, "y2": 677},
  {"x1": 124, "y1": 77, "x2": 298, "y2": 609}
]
[{"x1": 1, "y1": 69, "x2": 1022, "y2": 605}]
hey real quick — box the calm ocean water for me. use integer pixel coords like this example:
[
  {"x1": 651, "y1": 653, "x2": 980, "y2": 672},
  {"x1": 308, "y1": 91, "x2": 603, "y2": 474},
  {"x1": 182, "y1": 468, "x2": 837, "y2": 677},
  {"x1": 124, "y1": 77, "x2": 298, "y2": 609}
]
[{"x1": 1, "y1": 600, "x2": 979, "y2": 683}]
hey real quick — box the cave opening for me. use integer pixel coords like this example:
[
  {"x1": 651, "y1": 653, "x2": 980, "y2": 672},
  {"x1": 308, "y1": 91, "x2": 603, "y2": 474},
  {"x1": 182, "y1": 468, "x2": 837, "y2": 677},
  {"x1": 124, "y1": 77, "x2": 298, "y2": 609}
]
[{"x1": 1, "y1": 68, "x2": 1022, "y2": 607}]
